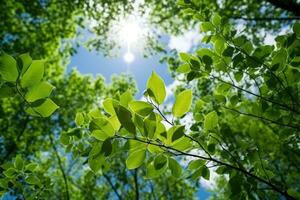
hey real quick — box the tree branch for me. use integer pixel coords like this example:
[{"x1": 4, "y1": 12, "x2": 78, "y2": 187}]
[
  {"x1": 103, "y1": 174, "x2": 122, "y2": 200},
  {"x1": 114, "y1": 135, "x2": 296, "y2": 200},
  {"x1": 223, "y1": 106, "x2": 300, "y2": 131},
  {"x1": 210, "y1": 74, "x2": 300, "y2": 115}
]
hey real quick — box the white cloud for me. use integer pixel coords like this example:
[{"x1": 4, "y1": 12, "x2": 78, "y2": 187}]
[
  {"x1": 168, "y1": 30, "x2": 202, "y2": 52},
  {"x1": 263, "y1": 26, "x2": 291, "y2": 45}
]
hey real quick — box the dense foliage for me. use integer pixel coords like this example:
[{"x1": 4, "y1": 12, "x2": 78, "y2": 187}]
[{"x1": 1, "y1": 0, "x2": 300, "y2": 199}]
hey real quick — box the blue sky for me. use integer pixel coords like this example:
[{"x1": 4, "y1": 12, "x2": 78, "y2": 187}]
[{"x1": 68, "y1": 46, "x2": 173, "y2": 98}]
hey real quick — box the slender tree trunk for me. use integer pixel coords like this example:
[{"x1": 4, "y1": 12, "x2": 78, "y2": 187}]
[{"x1": 134, "y1": 169, "x2": 139, "y2": 200}]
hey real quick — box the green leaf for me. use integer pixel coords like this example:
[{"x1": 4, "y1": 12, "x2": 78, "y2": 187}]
[
  {"x1": 204, "y1": 111, "x2": 218, "y2": 131},
  {"x1": 146, "y1": 71, "x2": 166, "y2": 104},
  {"x1": 90, "y1": 117, "x2": 115, "y2": 139},
  {"x1": 189, "y1": 59, "x2": 200, "y2": 70},
  {"x1": 3, "y1": 168, "x2": 17, "y2": 178},
  {"x1": 143, "y1": 113, "x2": 157, "y2": 138},
  {"x1": 88, "y1": 154, "x2": 105, "y2": 172},
  {"x1": 207, "y1": 142, "x2": 216, "y2": 154},
  {"x1": 120, "y1": 90, "x2": 133, "y2": 107},
  {"x1": 214, "y1": 38, "x2": 225, "y2": 54},
  {"x1": 222, "y1": 46, "x2": 234, "y2": 57},
  {"x1": 168, "y1": 158, "x2": 182, "y2": 178},
  {"x1": 129, "y1": 140, "x2": 147, "y2": 154},
  {"x1": 171, "y1": 137, "x2": 192, "y2": 151},
  {"x1": 177, "y1": 63, "x2": 191, "y2": 73},
  {"x1": 148, "y1": 144, "x2": 164, "y2": 154},
  {"x1": 103, "y1": 98, "x2": 117, "y2": 115},
  {"x1": 25, "y1": 98, "x2": 59, "y2": 117},
  {"x1": 101, "y1": 139, "x2": 112, "y2": 156},
  {"x1": 0, "y1": 83, "x2": 15, "y2": 98},
  {"x1": 202, "y1": 55, "x2": 213, "y2": 66},
  {"x1": 170, "y1": 125, "x2": 185, "y2": 142},
  {"x1": 200, "y1": 22, "x2": 214, "y2": 32},
  {"x1": 252, "y1": 45, "x2": 273, "y2": 59},
  {"x1": 146, "y1": 162, "x2": 158, "y2": 178},
  {"x1": 108, "y1": 115, "x2": 121, "y2": 131},
  {"x1": 25, "y1": 175, "x2": 40, "y2": 185},
  {"x1": 19, "y1": 53, "x2": 32, "y2": 75},
  {"x1": 75, "y1": 112, "x2": 84, "y2": 127},
  {"x1": 271, "y1": 48, "x2": 287, "y2": 71},
  {"x1": 234, "y1": 72, "x2": 243, "y2": 82},
  {"x1": 25, "y1": 81, "x2": 54, "y2": 102},
  {"x1": 201, "y1": 165, "x2": 210, "y2": 180},
  {"x1": 25, "y1": 163, "x2": 38, "y2": 172},
  {"x1": 129, "y1": 101, "x2": 153, "y2": 117},
  {"x1": 287, "y1": 189, "x2": 300, "y2": 199},
  {"x1": 179, "y1": 52, "x2": 191, "y2": 62},
  {"x1": 212, "y1": 13, "x2": 221, "y2": 26},
  {"x1": 293, "y1": 22, "x2": 300, "y2": 36},
  {"x1": 88, "y1": 143, "x2": 105, "y2": 172},
  {"x1": 126, "y1": 148, "x2": 146, "y2": 169},
  {"x1": 154, "y1": 122, "x2": 166, "y2": 140},
  {"x1": 154, "y1": 154, "x2": 168, "y2": 170},
  {"x1": 191, "y1": 168, "x2": 202, "y2": 180},
  {"x1": 88, "y1": 108, "x2": 103, "y2": 119},
  {"x1": 91, "y1": 130, "x2": 110, "y2": 141},
  {"x1": 14, "y1": 155, "x2": 23, "y2": 170},
  {"x1": 0, "y1": 53, "x2": 18, "y2": 82},
  {"x1": 20, "y1": 60, "x2": 44, "y2": 88},
  {"x1": 188, "y1": 159, "x2": 206, "y2": 170},
  {"x1": 172, "y1": 89, "x2": 192, "y2": 117},
  {"x1": 229, "y1": 175, "x2": 242, "y2": 194},
  {"x1": 114, "y1": 104, "x2": 136, "y2": 134},
  {"x1": 133, "y1": 113, "x2": 145, "y2": 134}
]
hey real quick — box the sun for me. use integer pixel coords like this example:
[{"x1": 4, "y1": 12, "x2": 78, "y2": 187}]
[
  {"x1": 110, "y1": 14, "x2": 149, "y2": 64},
  {"x1": 123, "y1": 51, "x2": 135, "y2": 63}
]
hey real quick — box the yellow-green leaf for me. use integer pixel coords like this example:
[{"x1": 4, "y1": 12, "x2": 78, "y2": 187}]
[
  {"x1": 172, "y1": 89, "x2": 192, "y2": 117},
  {"x1": 126, "y1": 148, "x2": 146, "y2": 169},
  {"x1": 21, "y1": 60, "x2": 44, "y2": 88},
  {"x1": 25, "y1": 81, "x2": 54, "y2": 102},
  {"x1": 25, "y1": 98, "x2": 59, "y2": 117},
  {"x1": 19, "y1": 53, "x2": 32, "y2": 75},
  {"x1": 204, "y1": 111, "x2": 218, "y2": 130},
  {"x1": 129, "y1": 101, "x2": 153, "y2": 117},
  {"x1": 75, "y1": 112, "x2": 84, "y2": 126},
  {"x1": 146, "y1": 71, "x2": 166, "y2": 105}
]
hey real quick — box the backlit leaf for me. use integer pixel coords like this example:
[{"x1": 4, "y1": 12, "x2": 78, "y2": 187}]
[
  {"x1": 146, "y1": 71, "x2": 166, "y2": 104},
  {"x1": 25, "y1": 98, "x2": 59, "y2": 117},
  {"x1": 21, "y1": 60, "x2": 44, "y2": 88},
  {"x1": 172, "y1": 89, "x2": 192, "y2": 117},
  {"x1": 126, "y1": 148, "x2": 146, "y2": 169},
  {"x1": 25, "y1": 81, "x2": 54, "y2": 102},
  {"x1": 129, "y1": 101, "x2": 153, "y2": 117},
  {"x1": 204, "y1": 111, "x2": 218, "y2": 131}
]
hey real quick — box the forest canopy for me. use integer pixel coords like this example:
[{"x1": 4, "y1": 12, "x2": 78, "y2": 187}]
[{"x1": 1, "y1": 0, "x2": 300, "y2": 199}]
